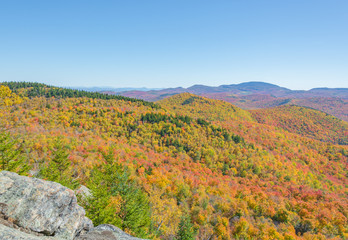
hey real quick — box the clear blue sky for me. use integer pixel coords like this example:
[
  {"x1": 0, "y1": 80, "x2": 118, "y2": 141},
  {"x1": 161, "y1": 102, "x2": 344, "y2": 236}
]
[{"x1": 0, "y1": 0, "x2": 347, "y2": 89}]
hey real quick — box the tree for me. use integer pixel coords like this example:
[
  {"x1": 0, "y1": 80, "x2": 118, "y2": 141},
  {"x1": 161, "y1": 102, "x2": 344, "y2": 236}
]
[
  {"x1": 0, "y1": 131, "x2": 29, "y2": 175},
  {"x1": 0, "y1": 85, "x2": 23, "y2": 107},
  {"x1": 176, "y1": 214, "x2": 196, "y2": 240},
  {"x1": 83, "y1": 148, "x2": 152, "y2": 238},
  {"x1": 39, "y1": 138, "x2": 79, "y2": 189}
]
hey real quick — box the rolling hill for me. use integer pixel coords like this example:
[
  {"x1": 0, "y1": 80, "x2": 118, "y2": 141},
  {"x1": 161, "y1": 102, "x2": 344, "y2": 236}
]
[
  {"x1": 158, "y1": 93, "x2": 348, "y2": 145},
  {"x1": 115, "y1": 81, "x2": 348, "y2": 122},
  {"x1": 1, "y1": 82, "x2": 347, "y2": 239},
  {"x1": 158, "y1": 93, "x2": 254, "y2": 122},
  {"x1": 251, "y1": 105, "x2": 348, "y2": 145}
]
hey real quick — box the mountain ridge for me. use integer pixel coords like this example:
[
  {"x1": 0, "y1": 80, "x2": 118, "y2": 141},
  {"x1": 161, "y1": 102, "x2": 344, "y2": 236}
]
[
  {"x1": 116, "y1": 81, "x2": 348, "y2": 97},
  {"x1": 113, "y1": 81, "x2": 348, "y2": 121}
]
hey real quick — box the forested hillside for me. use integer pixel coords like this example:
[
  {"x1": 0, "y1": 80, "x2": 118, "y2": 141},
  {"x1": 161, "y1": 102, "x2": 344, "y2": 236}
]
[
  {"x1": 158, "y1": 93, "x2": 254, "y2": 122},
  {"x1": 1, "y1": 83, "x2": 347, "y2": 240},
  {"x1": 290, "y1": 98, "x2": 348, "y2": 122},
  {"x1": 117, "y1": 82, "x2": 348, "y2": 122},
  {"x1": 251, "y1": 105, "x2": 348, "y2": 145},
  {"x1": 1, "y1": 81, "x2": 160, "y2": 109},
  {"x1": 158, "y1": 93, "x2": 348, "y2": 145}
]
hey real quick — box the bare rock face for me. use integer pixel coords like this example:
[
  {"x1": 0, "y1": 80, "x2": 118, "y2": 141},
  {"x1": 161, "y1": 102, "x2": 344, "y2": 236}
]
[
  {"x1": 0, "y1": 224, "x2": 47, "y2": 240},
  {"x1": 0, "y1": 171, "x2": 93, "y2": 239},
  {"x1": 76, "y1": 224, "x2": 146, "y2": 240}
]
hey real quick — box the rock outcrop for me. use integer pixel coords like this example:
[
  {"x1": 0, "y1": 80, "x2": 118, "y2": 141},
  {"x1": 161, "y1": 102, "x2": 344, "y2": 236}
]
[
  {"x1": 0, "y1": 171, "x2": 92, "y2": 239},
  {"x1": 77, "y1": 224, "x2": 145, "y2": 240},
  {"x1": 0, "y1": 224, "x2": 46, "y2": 240},
  {"x1": 0, "y1": 171, "x2": 146, "y2": 240}
]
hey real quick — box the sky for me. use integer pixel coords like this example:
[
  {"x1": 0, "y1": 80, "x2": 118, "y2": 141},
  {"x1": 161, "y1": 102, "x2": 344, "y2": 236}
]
[{"x1": 0, "y1": 0, "x2": 347, "y2": 90}]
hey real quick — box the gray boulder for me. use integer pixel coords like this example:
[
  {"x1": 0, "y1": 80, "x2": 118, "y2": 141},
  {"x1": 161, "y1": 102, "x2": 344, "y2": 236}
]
[
  {"x1": 0, "y1": 224, "x2": 47, "y2": 240},
  {"x1": 76, "y1": 224, "x2": 146, "y2": 240},
  {"x1": 0, "y1": 171, "x2": 93, "y2": 239}
]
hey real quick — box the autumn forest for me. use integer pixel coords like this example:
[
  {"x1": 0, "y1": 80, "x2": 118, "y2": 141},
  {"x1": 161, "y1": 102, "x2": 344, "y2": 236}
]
[{"x1": 0, "y1": 82, "x2": 347, "y2": 240}]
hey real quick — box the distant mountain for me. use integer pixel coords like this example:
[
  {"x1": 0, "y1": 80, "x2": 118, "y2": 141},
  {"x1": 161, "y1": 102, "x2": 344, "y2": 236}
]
[
  {"x1": 113, "y1": 81, "x2": 348, "y2": 121},
  {"x1": 219, "y1": 82, "x2": 291, "y2": 96},
  {"x1": 305, "y1": 88, "x2": 348, "y2": 98},
  {"x1": 67, "y1": 86, "x2": 163, "y2": 92},
  {"x1": 116, "y1": 87, "x2": 187, "y2": 101},
  {"x1": 116, "y1": 82, "x2": 348, "y2": 101},
  {"x1": 180, "y1": 82, "x2": 291, "y2": 95}
]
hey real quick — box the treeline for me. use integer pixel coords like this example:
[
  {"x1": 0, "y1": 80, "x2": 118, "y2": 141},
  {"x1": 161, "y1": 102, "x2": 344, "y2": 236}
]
[
  {"x1": 1, "y1": 81, "x2": 160, "y2": 109},
  {"x1": 141, "y1": 112, "x2": 193, "y2": 126},
  {"x1": 141, "y1": 112, "x2": 244, "y2": 144}
]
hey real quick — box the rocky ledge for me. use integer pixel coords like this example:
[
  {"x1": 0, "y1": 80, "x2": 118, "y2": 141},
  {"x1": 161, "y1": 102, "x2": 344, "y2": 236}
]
[{"x1": 0, "y1": 171, "x2": 145, "y2": 240}]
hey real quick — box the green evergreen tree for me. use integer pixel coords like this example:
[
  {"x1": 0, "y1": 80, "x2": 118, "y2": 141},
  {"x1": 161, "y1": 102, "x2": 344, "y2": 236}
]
[
  {"x1": 0, "y1": 131, "x2": 30, "y2": 175},
  {"x1": 39, "y1": 138, "x2": 79, "y2": 189},
  {"x1": 83, "y1": 147, "x2": 152, "y2": 238},
  {"x1": 81, "y1": 169, "x2": 118, "y2": 225},
  {"x1": 176, "y1": 214, "x2": 196, "y2": 240}
]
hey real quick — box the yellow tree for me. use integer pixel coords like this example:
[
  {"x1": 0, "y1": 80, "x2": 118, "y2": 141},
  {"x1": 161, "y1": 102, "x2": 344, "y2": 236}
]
[{"x1": 0, "y1": 85, "x2": 23, "y2": 107}]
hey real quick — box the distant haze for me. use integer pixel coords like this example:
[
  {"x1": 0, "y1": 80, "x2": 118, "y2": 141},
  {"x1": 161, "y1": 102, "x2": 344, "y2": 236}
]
[{"x1": 67, "y1": 86, "x2": 163, "y2": 92}]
